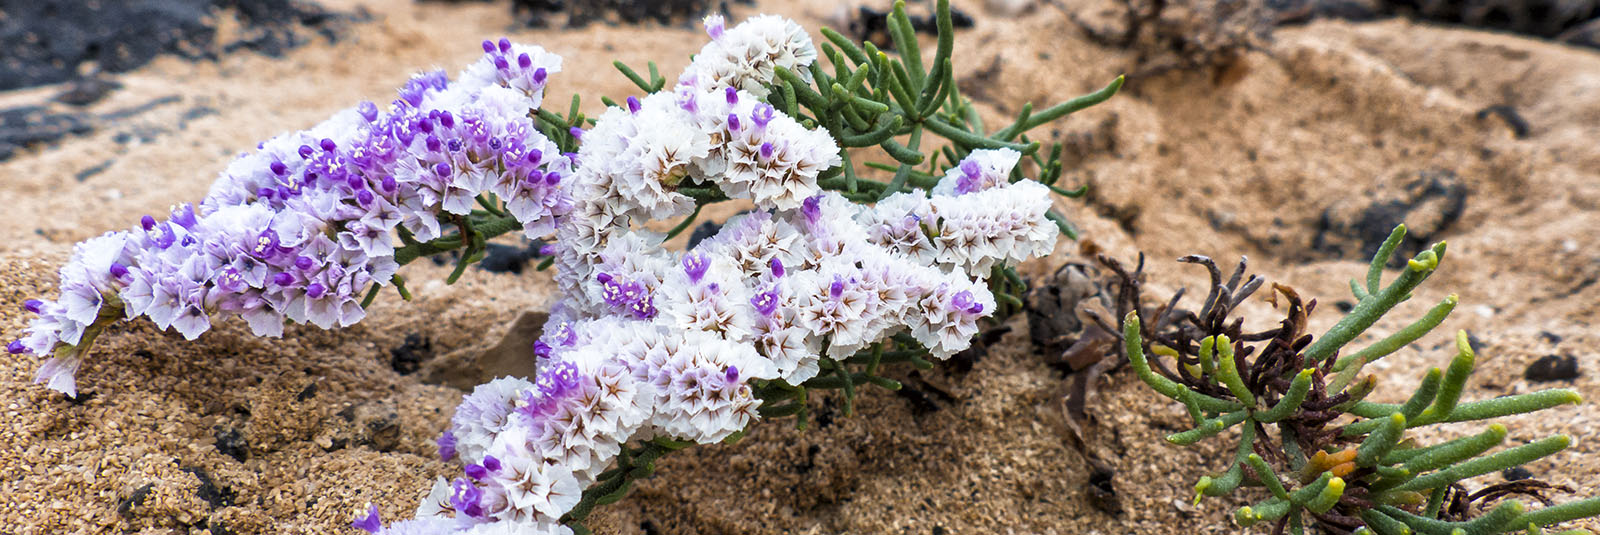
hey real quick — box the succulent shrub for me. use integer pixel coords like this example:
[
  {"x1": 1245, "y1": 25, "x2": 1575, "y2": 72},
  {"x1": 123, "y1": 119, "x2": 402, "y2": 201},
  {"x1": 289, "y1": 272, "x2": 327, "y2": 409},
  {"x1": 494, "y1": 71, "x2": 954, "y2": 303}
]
[{"x1": 1123, "y1": 225, "x2": 1600, "y2": 535}]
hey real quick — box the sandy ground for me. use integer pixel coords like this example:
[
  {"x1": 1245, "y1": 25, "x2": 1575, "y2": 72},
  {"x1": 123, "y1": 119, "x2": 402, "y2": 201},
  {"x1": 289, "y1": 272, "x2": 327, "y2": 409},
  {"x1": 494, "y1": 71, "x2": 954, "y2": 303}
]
[{"x1": 1, "y1": 0, "x2": 1598, "y2": 534}]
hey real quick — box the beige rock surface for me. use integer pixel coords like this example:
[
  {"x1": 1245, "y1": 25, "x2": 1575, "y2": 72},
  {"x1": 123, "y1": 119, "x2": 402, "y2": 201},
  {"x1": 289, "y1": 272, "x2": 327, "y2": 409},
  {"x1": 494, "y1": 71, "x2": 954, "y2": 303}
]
[{"x1": 1, "y1": 1, "x2": 1596, "y2": 534}]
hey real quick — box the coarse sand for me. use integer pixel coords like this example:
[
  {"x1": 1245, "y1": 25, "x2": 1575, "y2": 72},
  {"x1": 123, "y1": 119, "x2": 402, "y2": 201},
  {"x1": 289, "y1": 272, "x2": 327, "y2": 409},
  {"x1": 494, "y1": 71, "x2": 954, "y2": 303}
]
[{"x1": 1, "y1": 0, "x2": 1597, "y2": 533}]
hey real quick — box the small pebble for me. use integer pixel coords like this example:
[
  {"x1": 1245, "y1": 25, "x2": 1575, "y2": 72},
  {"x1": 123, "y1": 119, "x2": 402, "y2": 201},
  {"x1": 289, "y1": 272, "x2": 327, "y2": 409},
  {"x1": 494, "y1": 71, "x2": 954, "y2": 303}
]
[{"x1": 1524, "y1": 354, "x2": 1580, "y2": 382}]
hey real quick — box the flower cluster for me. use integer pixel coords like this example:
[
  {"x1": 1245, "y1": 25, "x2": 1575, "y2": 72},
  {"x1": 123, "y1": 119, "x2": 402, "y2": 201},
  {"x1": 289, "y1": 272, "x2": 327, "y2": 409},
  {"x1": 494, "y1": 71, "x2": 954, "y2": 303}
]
[
  {"x1": 9, "y1": 39, "x2": 571, "y2": 397},
  {"x1": 371, "y1": 16, "x2": 1059, "y2": 535},
  {"x1": 9, "y1": 12, "x2": 1071, "y2": 535}
]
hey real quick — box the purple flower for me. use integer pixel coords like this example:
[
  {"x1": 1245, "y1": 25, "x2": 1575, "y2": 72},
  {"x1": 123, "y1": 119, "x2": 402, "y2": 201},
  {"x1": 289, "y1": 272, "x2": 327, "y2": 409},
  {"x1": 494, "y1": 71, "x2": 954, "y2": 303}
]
[
  {"x1": 215, "y1": 268, "x2": 247, "y2": 293},
  {"x1": 725, "y1": 87, "x2": 738, "y2": 104},
  {"x1": 705, "y1": 14, "x2": 725, "y2": 40},
  {"x1": 568, "y1": 126, "x2": 583, "y2": 140},
  {"x1": 801, "y1": 195, "x2": 822, "y2": 226},
  {"x1": 437, "y1": 431, "x2": 457, "y2": 461},
  {"x1": 829, "y1": 276, "x2": 845, "y2": 300},
  {"x1": 627, "y1": 96, "x2": 641, "y2": 114},
  {"x1": 451, "y1": 478, "x2": 484, "y2": 518},
  {"x1": 464, "y1": 463, "x2": 488, "y2": 481},
  {"x1": 952, "y1": 290, "x2": 983, "y2": 314},
  {"x1": 251, "y1": 229, "x2": 279, "y2": 258},
  {"x1": 727, "y1": 114, "x2": 742, "y2": 132},
  {"x1": 357, "y1": 101, "x2": 379, "y2": 122},
  {"x1": 351, "y1": 504, "x2": 381, "y2": 533},
  {"x1": 724, "y1": 365, "x2": 739, "y2": 383},
  {"x1": 170, "y1": 204, "x2": 198, "y2": 229},
  {"x1": 24, "y1": 299, "x2": 44, "y2": 314},
  {"x1": 682, "y1": 253, "x2": 708, "y2": 284},
  {"x1": 140, "y1": 215, "x2": 157, "y2": 231},
  {"x1": 769, "y1": 258, "x2": 785, "y2": 278},
  {"x1": 481, "y1": 454, "x2": 501, "y2": 472},
  {"x1": 6, "y1": 340, "x2": 25, "y2": 354},
  {"x1": 752, "y1": 104, "x2": 774, "y2": 131},
  {"x1": 552, "y1": 361, "x2": 581, "y2": 391},
  {"x1": 751, "y1": 289, "x2": 779, "y2": 316},
  {"x1": 759, "y1": 142, "x2": 774, "y2": 160}
]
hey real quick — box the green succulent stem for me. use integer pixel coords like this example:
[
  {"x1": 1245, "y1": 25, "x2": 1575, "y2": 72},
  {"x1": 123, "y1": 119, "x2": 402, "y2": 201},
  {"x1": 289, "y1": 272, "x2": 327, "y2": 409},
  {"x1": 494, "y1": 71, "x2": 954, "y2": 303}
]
[{"x1": 1305, "y1": 235, "x2": 1447, "y2": 365}]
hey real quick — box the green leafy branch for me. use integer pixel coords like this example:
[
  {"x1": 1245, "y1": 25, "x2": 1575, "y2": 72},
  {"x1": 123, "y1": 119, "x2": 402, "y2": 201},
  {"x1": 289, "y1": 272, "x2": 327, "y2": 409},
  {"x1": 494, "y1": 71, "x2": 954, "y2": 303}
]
[{"x1": 1123, "y1": 224, "x2": 1598, "y2": 535}]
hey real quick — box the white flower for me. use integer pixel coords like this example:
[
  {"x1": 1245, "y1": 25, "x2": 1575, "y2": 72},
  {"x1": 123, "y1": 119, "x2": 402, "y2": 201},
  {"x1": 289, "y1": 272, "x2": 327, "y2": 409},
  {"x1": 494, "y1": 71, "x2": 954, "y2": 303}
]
[
  {"x1": 451, "y1": 376, "x2": 536, "y2": 464},
  {"x1": 932, "y1": 148, "x2": 1022, "y2": 196},
  {"x1": 928, "y1": 180, "x2": 1058, "y2": 273},
  {"x1": 678, "y1": 15, "x2": 818, "y2": 98},
  {"x1": 458, "y1": 40, "x2": 563, "y2": 109},
  {"x1": 710, "y1": 99, "x2": 840, "y2": 211},
  {"x1": 691, "y1": 211, "x2": 804, "y2": 281},
  {"x1": 907, "y1": 278, "x2": 997, "y2": 359},
  {"x1": 641, "y1": 330, "x2": 775, "y2": 443},
  {"x1": 614, "y1": 98, "x2": 709, "y2": 220},
  {"x1": 488, "y1": 454, "x2": 583, "y2": 521},
  {"x1": 655, "y1": 252, "x2": 756, "y2": 343}
]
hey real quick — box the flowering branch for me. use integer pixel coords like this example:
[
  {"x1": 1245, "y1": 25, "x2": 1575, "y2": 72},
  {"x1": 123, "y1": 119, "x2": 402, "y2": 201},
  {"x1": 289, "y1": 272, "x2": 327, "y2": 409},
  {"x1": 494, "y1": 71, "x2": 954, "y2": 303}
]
[{"x1": 10, "y1": 3, "x2": 1128, "y2": 534}]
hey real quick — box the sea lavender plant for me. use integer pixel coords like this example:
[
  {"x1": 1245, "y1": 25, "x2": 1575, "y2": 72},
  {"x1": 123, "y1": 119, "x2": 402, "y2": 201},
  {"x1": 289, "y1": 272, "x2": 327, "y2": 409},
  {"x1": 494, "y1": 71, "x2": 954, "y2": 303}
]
[
  {"x1": 1122, "y1": 225, "x2": 1600, "y2": 534},
  {"x1": 10, "y1": 2, "x2": 1126, "y2": 533}
]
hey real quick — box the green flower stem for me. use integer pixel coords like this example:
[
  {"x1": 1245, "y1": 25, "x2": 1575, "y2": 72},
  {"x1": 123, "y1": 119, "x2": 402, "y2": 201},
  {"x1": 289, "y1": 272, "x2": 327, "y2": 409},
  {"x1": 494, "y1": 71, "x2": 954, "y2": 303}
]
[
  {"x1": 1462, "y1": 501, "x2": 1525, "y2": 535},
  {"x1": 1360, "y1": 507, "x2": 1413, "y2": 535},
  {"x1": 1304, "y1": 239, "x2": 1447, "y2": 364},
  {"x1": 994, "y1": 75, "x2": 1125, "y2": 141},
  {"x1": 1045, "y1": 211, "x2": 1080, "y2": 240},
  {"x1": 819, "y1": 27, "x2": 869, "y2": 66},
  {"x1": 1198, "y1": 335, "x2": 1218, "y2": 378},
  {"x1": 613, "y1": 60, "x2": 655, "y2": 93},
  {"x1": 1167, "y1": 409, "x2": 1249, "y2": 445},
  {"x1": 1349, "y1": 277, "x2": 1371, "y2": 302},
  {"x1": 1213, "y1": 335, "x2": 1256, "y2": 406},
  {"x1": 662, "y1": 205, "x2": 703, "y2": 242},
  {"x1": 1512, "y1": 497, "x2": 1600, "y2": 531},
  {"x1": 834, "y1": 360, "x2": 857, "y2": 416},
  {"x1": 1246, "y1": 453, "x2": 1291, "y2": 501},
  {"x1": 1357, "y1": 413, "x2": 1408, "y2": 467},
  {"x1": 888, "y1": 1, "x2": 923, "y2": 88},
  {"x1": 1333, "y1": 294, "x2": 1458, "y2": 372},
  {"x1": 1376, "y1": 502, "x2": 1525, "y2": 535},
  {"x1": 923, "y1": 116, "x2": 1037, "y2": 153},
  {"x1": 1368, "y1": 225, "x2": 1407, "y2": 295},
  {"x1": 1236, "y1": 497, "x2": 1294, "y2": 528},
  {"x1": 1440, "y1": 389, "x2": 1583, "y2": 423},
  {"x1": 1124, "y1": 312, "x2": 1244, "y2": 413},
  {"x1": 1196, "y1": 422, "x2": 1256, "y2": 498},
  {"x1": 1389, "y1": 424, "x2": 1506, "y2": 472},
  {"x1": 1393, "y1": 435, "x2": 1571, "y2": 493},
  {"x1": 1290, "y1": 472, "x2": 1336, "y2": 506},
  {"x1": 393, "y1": 214, "x2": 522, "y2": 266},
  {"x1": 1400, "y1": 368, "x2": 1444, "y2": 420},
  {"x1": 1305, "y1": 476, "x2": 1345, "y2": 514},
  {"x1": 1352, "y1": 390, "x2": 1583, "y2": 434},
  {"x1": 1256, "y1": 368, "x2": 1313, "y2": 423},
  {"x1": 1420, "y1": 331, "x2": 1477, "y2": 423}
]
